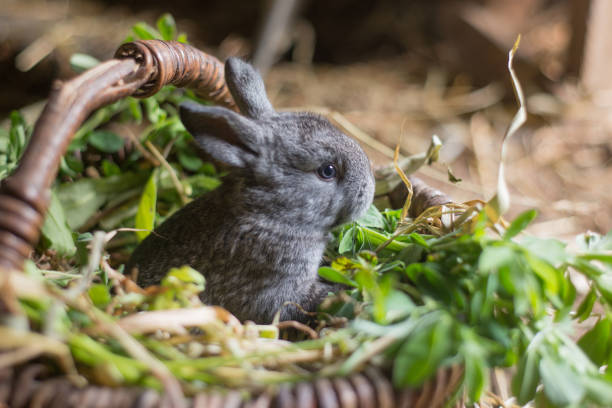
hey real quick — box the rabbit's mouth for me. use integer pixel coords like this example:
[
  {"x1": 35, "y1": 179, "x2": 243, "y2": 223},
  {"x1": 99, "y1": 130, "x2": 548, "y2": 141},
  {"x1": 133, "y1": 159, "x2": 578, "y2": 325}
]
[{"x1": 334, "y1": 193, "x2": 373, "y2": 227}]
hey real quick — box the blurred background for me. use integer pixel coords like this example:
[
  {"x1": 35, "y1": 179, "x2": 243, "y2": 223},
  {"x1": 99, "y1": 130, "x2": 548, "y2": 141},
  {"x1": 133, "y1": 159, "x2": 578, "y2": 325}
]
[{"x1": 1, "y1": 0, "x2": 609, "y2": 240}]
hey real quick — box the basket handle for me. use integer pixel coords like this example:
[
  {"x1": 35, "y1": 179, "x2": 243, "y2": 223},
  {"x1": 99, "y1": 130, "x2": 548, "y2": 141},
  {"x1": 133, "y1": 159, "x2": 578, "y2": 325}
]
[{"x1": 0, "y1": 40, "x2": 236, "y2": 270}]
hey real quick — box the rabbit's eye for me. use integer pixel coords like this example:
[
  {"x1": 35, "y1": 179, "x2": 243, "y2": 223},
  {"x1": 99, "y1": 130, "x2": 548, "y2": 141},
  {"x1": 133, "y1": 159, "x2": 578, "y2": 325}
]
[{"x1": 316, "y1": 163, "x2": 337, "y2": 180}]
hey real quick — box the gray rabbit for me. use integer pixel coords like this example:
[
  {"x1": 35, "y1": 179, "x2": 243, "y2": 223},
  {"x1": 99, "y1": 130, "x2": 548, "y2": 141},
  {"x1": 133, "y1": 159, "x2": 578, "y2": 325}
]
[{"x1": 128, "y1": 57, "x2": 375, "y2": 324}]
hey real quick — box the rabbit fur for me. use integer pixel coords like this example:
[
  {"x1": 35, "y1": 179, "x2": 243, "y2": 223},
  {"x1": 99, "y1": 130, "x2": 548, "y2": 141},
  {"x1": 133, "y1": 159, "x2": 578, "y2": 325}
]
[{"x1": 128, "y1": 57, "x2": 375, "y2": 324}]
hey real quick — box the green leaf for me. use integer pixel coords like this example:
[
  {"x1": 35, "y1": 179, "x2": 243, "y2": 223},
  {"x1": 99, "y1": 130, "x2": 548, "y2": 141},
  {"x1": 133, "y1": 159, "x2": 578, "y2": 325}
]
[
  {"x1": 70, "y1": 53, "x2": 100, "y2": 73},
  {"x1": 127, "y1": 98, "x2": 143, "y2": 123},
  {"x1": 338, "y1": 226, "x2": 356, "y2": 254},
  {"x1": 40, "y1": 189, "x2": 76, "y2": 256},
  {"x1": 88, "y1": 130, "x2": 124, "y2": 153},
  {"x1": 63, "y1": 155, "x2": 84, "y2": 174},
  {"x1": 580, "y1": 253, "x2": 612, "y2": 265},
  {"x1": 372, "y1": 273, "x2": 393, "y2": 323},
  {"x1": 318, "y1": 267, "x2": 358, "y2": 287},
  {"x1": 199, "y1": 162, "x2": 216, "y2": 176},
  {"x1": 178, "y1": 151, "x2": 204, "y2": 172},
  {"x1": 184, "y1": 174, "x2": 221, "y2": 196},
  {"x1": 88, "y1": 284, "x2": 111, "y2": 308},
  {"x1": 143, "y1": 97, "x2": 166, "y2": 124},
  {"x1": 408, "y1": 232, "x2": 430, "y2": 248},
  {"x1": 356, "y1": 205, "x2": 385, "y2": 229},
  {"x1": 396, "y1": 244, "x2": 424, "y2": 264},
  {"x1": 99, "y1": 200, "x2": 138, "y2": 230},
  {"x1": 135, "y1": 170, "x2": 158, "y2": 241},
  {"x1": 462, "y1": 343, "x2": 488, "y2": 401},
  {"x1": 582, "y1": 374, "x2": 612, "y2": 406},
  {"x1": 57, "y1": 172, "x2": 148, "y2": 229},
  {"x1": 595, "y1": 274, "x2": 612, "y2": 304},
  {"x1": 0, "y1": 128, "x2": 9, "y2": 153},
  {"x1": 512, "y1": 349, "x2": 541, "y2": 404},
  {"x1": 384, "y1": 290, "x2": 414, "y2": 322},
  {"x1": 69, "y1": 334, "x2": 148, "y2": 383},
  {"x1": 354, "y1": 266, "x2": 377, "y2": 294},
  {"x1": 478, "y1": 245, "x2": 515, "y2": 272},
  {"x1": 576, "y1": 289, "x2": 597, "y2": 322},
  {"x1": 101, "y1": 160, "x2": 121, "y2": 177},
  {"x1": 162, "y1": 265, "x2": 205, "y2": 294},
  {"x1": 521, "y1": 237, "x2": 567, "y2": 266},
  {"x1": 132, "y1": 22, "x2": 160, "y2": 40},
  {"x1": 525, "y1": 254, "x2": 560, "y2": 297},
  {"x1": 578, "y1": 318, "x2": 611, "y2": 366},
  {"x1": 393, "y1": 314, "x2": 453, "y2": 387},
  {"x1": 156, "y1": 14, "x2": 176, "y2": 41},
  {"x1": 359, "y1": 227, "x2": 408, "y2": 251},
  {"x1": 539, "y1": 357, "x2": 585, "y2": 406},
  {"x1": 504, "y1": 209, "x2": 537, "y2": 240},
  {"x1": 559, "y1": 271, "x2": 577, "y2": 309},
  {"x1": 8, "y1": 110, "x2": 28, "y2": 162}
]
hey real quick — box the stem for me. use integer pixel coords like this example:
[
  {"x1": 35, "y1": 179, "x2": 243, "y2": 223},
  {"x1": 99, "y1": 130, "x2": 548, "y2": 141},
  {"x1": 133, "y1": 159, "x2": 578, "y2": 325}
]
[{"x1": 145, "y1": 140, "x2": 189, "y2": 205}]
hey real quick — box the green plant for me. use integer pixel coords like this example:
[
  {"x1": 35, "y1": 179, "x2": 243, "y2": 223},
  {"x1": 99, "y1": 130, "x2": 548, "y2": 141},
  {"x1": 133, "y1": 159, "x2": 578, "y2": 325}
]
[{"x1": 320, "y1": 205, "x2": 612, "y2": 405}]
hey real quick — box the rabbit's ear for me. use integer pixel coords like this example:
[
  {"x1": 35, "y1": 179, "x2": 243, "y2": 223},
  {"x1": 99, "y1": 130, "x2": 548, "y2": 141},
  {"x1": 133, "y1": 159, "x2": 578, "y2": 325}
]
[
  {"x1": 180, "y1": 102, "x2": 262, "y2": 168},
  {"x1": 225, "y1": 57, "x2": 274, "y2": 119}
]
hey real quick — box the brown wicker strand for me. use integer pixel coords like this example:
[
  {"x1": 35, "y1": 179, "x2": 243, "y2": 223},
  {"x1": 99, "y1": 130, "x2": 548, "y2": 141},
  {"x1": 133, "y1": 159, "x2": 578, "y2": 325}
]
[
  {"x1": 0, "y1": 40, "x2": 238, "y2": 271},
  {"x1": 0, "y1": 363, "x2": 463, "y2": 408},
  {"x1": 0, "y1": 58, "x2": 146, "y2": 270},
  {"x1": 114, "y1": 40, "x2": 237, "y2": 111}
]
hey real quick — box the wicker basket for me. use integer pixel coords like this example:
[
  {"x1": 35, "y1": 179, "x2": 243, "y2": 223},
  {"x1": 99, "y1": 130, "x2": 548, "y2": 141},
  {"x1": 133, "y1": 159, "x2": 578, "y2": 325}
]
[{"x1": 0, "y1": 40, "x2": 462, "y2": 408}]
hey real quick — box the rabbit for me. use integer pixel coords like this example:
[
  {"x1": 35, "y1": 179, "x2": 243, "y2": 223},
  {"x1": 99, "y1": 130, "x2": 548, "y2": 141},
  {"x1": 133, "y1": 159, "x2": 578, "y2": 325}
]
[{"x1": 128, "y1": 57, "x2": 375, "y2": 324}]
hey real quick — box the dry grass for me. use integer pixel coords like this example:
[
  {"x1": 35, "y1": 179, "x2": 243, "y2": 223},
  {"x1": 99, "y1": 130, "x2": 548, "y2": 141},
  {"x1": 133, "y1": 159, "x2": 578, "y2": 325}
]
[{"x1": 265, "y1": 58, "x2": 612, "y2": 241}]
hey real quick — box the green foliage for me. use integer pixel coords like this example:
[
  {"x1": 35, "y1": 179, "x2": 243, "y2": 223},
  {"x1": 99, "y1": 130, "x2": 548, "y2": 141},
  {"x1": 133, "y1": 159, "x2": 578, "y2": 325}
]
[
  {"x1": 88, "y1": 130, "x2": 124, "y2": 153},
  {"x1": 0, "y1": 15, "x2": 220, "y2": 253},
  {"x1": 0, "y1": 111, "x2": 30, "y2": 178},
  {"x1": 393, "y1": 312, "x2": 453, "y2": 387},
  {"x1": 57, "y1": 172, "x2": 149, "y2": 230},
  {"x1": 0, "y1": 15, "x2": 219, "y2": 277},
  {"x1": 40, "y1": 190, "x2": 77, "y2": 256},
  {"x1": 125, "y1": 13, "x2": 187, "y2": 43},
  {"x1": 153, "y1": 265, "x2": 206, "y2": 309},
  {"x1": 88, "y1": 284, "x2": 112, "y2": 308},
  {"x1": 320, "y1": 205, "x2": 612, "y2": 405},
  {"x1": 135, "y1": 170, "x2": 158, "y2": 241}
]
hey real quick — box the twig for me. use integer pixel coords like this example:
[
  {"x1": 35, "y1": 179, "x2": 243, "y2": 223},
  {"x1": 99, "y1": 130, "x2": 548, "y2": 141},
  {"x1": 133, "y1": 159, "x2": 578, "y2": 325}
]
[
  {"x1": 394, "y1": 143, "x2": 413, "y2": 222},
  {"x1": 15, "y1": 26, "x2": 72, "y2": 72},
  {"x1": 0, "y1": 344, "x2": 48, "y2": 368},
  {"x1": 94, "y1": 310, "x2": 187, "y2": 408},
  {"x1": 276, "y1": 320, "x2": 318, "y2": 339},
  {"x1": 120, "y1": 124, "x2": 160, "y2": 166},
  {"x1": 162, "y1": 137, "x2": 177, "y2": 158},
  {"x1": 65, "y1": 231, "x2": 105, "y2": 300},
  {"x1": 118, "y1": 307, "x2": 242, "y2": 335},
  {"x1": 101, "y1": 258, "x2": 125, "y2": 295},
  {"x1": 0, "y1": 326, "x2": 79, "y2": 379},
  {"x1": 78, "y1": 193, "x2": 140, "y2": 233},
  {"x1": 337, "y1": 334, "x2": 398, "y2": 375},
  {"x1": 144, "y1": 140, "x2": 189, "y2": 205},
  {"x1": 56, "y1": 284, "x2": 187, "y2": 407}
]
